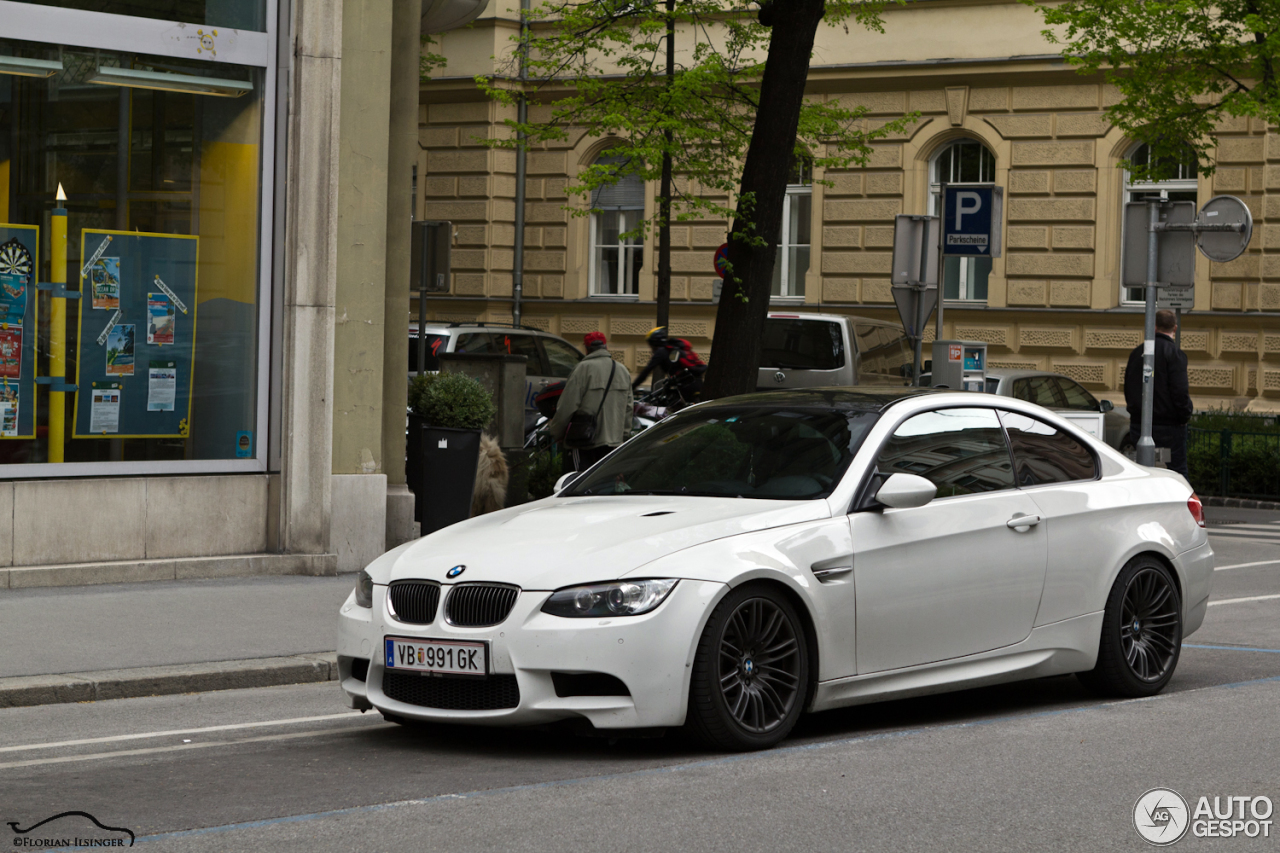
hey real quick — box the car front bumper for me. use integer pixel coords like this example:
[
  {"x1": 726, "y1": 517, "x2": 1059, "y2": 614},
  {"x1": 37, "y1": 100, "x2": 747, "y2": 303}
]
[{"x1": 337, "y1": 579, "x2": 726, "y2": 730}]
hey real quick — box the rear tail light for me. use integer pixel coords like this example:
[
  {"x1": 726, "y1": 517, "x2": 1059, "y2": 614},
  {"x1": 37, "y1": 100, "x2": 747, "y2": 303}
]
[{"x1": 1188, "y1": 493, "x2": 1206, "y2": 528}]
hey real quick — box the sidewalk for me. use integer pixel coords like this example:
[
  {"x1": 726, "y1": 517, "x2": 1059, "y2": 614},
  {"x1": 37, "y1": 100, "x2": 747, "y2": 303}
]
[{"x1": 0, "y1": 573, "x2": 356, "y2": 707}]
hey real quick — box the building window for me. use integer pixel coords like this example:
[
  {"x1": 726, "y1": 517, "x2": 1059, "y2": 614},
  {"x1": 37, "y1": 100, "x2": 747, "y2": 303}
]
[
  {"x1": 1122, "y1": 143, "x2": 1198, "y2": 304},
  {"x1": 588, "y1": 154, "x2": 644, "y2": 296},
  {"x1": 0, "y1": 25, "x2": 270, "y2": 473},
  {"x1": 929, "y1": 139, "x2": 996, "y2": 302},
  {"x1": 772, "y1": 156, "x2": 812, "y2": 299}
]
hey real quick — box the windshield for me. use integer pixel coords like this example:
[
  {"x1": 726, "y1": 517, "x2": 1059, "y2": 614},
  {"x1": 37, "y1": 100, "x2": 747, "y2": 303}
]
[
  {"x1": 563, "y1": 406, "x2": 880, "y2": 500},
  {"x1": 760, "y1": 319, "x2": 845, "y2": 370}
]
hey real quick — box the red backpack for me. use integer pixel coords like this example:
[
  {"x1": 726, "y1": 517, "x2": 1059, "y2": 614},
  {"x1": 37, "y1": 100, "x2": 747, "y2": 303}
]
[{"x1": 670, "y1": 338, "x2": 706, "y2": 372}]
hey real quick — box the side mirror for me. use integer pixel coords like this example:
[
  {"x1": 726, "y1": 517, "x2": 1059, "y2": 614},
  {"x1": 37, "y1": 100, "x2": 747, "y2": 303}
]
[
  {"x1": 1100, "y1": 399, "x2": 1114, "y2": 413},
  {"x1": 876, "y1": 473, "x2": 937, "y2": 509},
  {"x1": 554, "y1": 472, "x2": 578, "y2": 493}
]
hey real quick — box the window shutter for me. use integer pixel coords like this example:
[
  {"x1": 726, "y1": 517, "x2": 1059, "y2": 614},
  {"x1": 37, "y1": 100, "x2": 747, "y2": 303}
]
[{"x1": 591, "y1": 156, "x2": 645, "y2": 208}]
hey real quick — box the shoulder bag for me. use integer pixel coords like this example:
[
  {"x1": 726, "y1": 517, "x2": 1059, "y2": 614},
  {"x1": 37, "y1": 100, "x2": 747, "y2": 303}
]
[{"x1": 564, "y1": 359, "x2": 617, "y2": 448}]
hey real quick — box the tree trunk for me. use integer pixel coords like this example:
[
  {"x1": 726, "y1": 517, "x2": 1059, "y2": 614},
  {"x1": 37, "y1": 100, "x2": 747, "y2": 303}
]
[
  {"x1": 655, "y1": 0, "x2": 676, "y2": 330},
  {"x1": 701, "y1": 0, "x2": 826, "y2": 399}
]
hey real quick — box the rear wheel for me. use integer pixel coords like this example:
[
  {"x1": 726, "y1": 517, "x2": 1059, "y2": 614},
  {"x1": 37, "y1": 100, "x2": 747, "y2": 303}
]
[
  {"x1": 1078, "y1": 556, "x2": 1182, "y2": 697},
  {"x1": 686, "y1": 584, "x2": 809, "y2": 751}
]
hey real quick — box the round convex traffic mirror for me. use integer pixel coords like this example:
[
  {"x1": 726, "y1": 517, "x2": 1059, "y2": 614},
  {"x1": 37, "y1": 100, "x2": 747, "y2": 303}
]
[{"x1": 1196, "y1": 195, "x2": 1253, "y2": 263}]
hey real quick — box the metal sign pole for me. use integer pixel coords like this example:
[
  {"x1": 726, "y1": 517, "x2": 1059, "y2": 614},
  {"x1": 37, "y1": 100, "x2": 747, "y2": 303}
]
[
  {"x1": 935, "y1": 181, "x2": 946, "y2": 341},
  {"x1": 1137, "y1": 201, "x2": 1159, "y2": 468}
]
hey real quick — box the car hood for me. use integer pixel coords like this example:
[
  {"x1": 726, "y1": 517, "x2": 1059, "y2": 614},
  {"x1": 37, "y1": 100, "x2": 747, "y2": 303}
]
[{"x1": 381, "y1": 496, "x2": 831, "y2": 589}]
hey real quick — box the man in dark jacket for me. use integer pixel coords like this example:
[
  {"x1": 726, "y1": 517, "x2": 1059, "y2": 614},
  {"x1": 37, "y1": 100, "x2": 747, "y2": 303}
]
[
  {"x1": 1124, "y1": 309, "x2": 1194, "y2": 477},
  {"x1": 632, "y1": 326, "x2": 707, "y2": 406}
]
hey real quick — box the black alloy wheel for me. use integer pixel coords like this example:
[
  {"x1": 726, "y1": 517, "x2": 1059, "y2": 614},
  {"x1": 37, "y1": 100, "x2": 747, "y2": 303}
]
[
  {"x1": 686, "y1": 584, "x2": 810, "y2": 751},
  {"x1": 1078, "y1": 556, "x2": 1182, "y2": 697}
]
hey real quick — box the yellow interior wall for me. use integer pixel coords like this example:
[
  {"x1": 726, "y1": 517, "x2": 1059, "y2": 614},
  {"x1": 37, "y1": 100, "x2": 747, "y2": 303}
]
[{"x1": 197, "y1": 140, "x2": 259, "y2": 305}]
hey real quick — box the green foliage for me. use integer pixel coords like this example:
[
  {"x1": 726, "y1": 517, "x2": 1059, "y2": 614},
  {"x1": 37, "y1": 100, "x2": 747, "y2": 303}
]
[
  {"x1": 476, "y1": 0, "x2": 916, "y2": 243},
  {"x1": 408, "y1": 372, "x2": 497, "y2": 430},
  {"x1": 1190, "y1": 408, "x2": 1280, "y2": 434},
  {"x1": 1026, "y1": 0, "x2": 1280, "y2": 180},
  {"x1": 1187, "y1": 418, "x2": 1280, "y2": 499},
  {"x1": 526, "y1": 446, "x2": 565, "y2": 500},
  {"x1": 420, "y1": 34, "x2": 447, "y2": 82}
]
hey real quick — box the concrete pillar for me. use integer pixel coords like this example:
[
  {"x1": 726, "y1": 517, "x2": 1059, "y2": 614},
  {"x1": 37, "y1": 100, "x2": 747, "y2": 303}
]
[
  {"x1": 278, "y1": 0, "x2": 342, "y2": 560},
  {"x1": 331, "y1": 0, "x2": 394, "y2": 572},
  {"x1": 383, "y1": 0, "x2": 422, "y2": 550}
]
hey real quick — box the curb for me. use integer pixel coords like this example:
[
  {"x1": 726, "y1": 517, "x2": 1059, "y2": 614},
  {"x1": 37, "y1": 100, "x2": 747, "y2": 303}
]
[
  {"x1": 1204, "y1": 496, "x2": 1280, "y2": 511},
  {"x1": 0, "y1": 653, "x2": 339, "y2": 709}
]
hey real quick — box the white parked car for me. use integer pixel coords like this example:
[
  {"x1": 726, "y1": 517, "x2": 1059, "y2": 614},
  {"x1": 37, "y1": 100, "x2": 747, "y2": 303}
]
[{"x1": 338, "y1": 388, "x2": 1213, "y2": 751}]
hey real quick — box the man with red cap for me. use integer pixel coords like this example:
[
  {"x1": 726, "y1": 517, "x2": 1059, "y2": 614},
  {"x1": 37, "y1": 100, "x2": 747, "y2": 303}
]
[{"x1": 547, "y1": 331, "x2": 634, "y2": 471}]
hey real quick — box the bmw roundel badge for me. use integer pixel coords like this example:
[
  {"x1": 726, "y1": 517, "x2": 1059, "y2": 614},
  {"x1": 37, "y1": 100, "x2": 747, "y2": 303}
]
[{"x1": 446, "y1": 565, "x2": 466, "y2": 579}]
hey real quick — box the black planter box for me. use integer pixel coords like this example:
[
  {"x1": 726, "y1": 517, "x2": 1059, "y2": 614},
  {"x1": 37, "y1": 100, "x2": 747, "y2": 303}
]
[{"x1": 406, "y1": 415, "x2": 481, "y2": 535}]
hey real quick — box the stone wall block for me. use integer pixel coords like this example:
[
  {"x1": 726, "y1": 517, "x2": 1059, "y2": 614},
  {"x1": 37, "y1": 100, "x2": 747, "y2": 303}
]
[
  {"x1": 1051, "y1": 361, "x2": 1107, "y2": 387},
  {"x1": 429, "y1": 101, "x2": 490, "y2": 124},
  {"x1": 1008, "y1": 197, "x2": 1095, "y2": 221},
  {"x1": 1008, "y1": 280, "x2": 1047, "y2": 306},
  {"x1": 423, "y1": 176, "x2": 456, "y2": 198},
  {"x1": 1085, "y1": 329, "x2": 1142, "y2": 350},
  {"x1": 528, "y1": 151, "x2": 568, "y2": 174},
  {"x1": 1187, "y1": 366, "x2": 1237, "y2": 391},
  {"x1": 1217, "y1": 137, "x2": 1264, "y2": 163},
  {"x1": 1011, "y1": 85, "x2": 1098, "y2": 111},
  {"x1": 954, "y1": 326, "x2": 1010, "y2": 347},
  {"x1": 458, "y1": 176, "x2": 490, "y2": 197},
  {"x1": 423, "y1": 200, "x2": 488, "y2": 222},
  {"x1": 1011, "y1": 140, "x2": 1095, "y2": 167},
  {"x1": 1018, "y1": 327, "x2": 1075, "y2": 349},
  {"x1": 561, "y1": 317, "x2": 602, "y2": 335},
  {"x1": 985, "y1": 114, "x2": 1052, "y2": 139},
  {"x1": 969, "y1": 87, "x2": 1009, "y2": 112},
  {"x1": 1006, "y1": 253, "x2": 1094, "y2": 277},
  {"x1": 1211, "y1": 254, "x2": 1260, "y2": 279},
  {"x1": 1053, "y1": 170, "x2": 1097, "y2": 194},
  {"x1": 823, "y1": 199, "x2": 901, "y2": 223},
  {"x1": 421, "y1": 127, "x2": 457, "y2": 148},
  {"x1": 1008, "y1": 226, "x2": 1048, "y2": 249},
  {"x1": 1009, "y1": 171, "x2": 1050, "y2": 194},
  {"x1": 823, "y1": 278, "x2": 859, "y2": 302},
  {"x1": 861, "y1": 278, "x2": 893, "y2": 303},
  {"x1": 691, "y1": 226, "x2": 725, "y2": 248},
  {"x1": 827, "y1": 173, "x2": 863, "y2": 196},
  {"x1": 864, "y1": 145, "x2": 903, "y2": 169},
  {"x1": 15, "y1": 480, "x2": 148, "y2": 566},
  {"x1": 822, "y1": 251, "x2": 892, "y2": 275},
  {"x1": 1055, "y1": 113, "x2": 1110, "y2": 137},
  {"x1": 1214, "y1": 168, "x2": 1247, "y2": 192},
  {"x1": 1219, "y1": 332, "x2": 1259, "y2": 353},
  {"x1": 908, "y1": 89, "x2": 946, "y2": 113},
  {"x1": 1049, "y1": 280, "x2": 1091, "y2": 306},
  {"x1": 1052, "y1": 226, "x2": 1094, "y2": 249},
  {"x1": 865, "y1": 173, "x2": 903, "y2": 195},
  {"x1": 864, "y1": 226, "x2": 895, "y2": 247},
  {"x1": 839, "y1": 91, "x2": 906, "y2": 115},
  {"x1": 1211, "y1": 282, "x2": 1243, "y2": 310},
  {"x1": 822, "y1": 226, "x2": 862, "y2": 248},
  {"x1": 1261, "y1": 284, "x2": 1280, "y2": 311},
  {"x1": 427, "y1": 149, "x2": 490, "y2": 173}
]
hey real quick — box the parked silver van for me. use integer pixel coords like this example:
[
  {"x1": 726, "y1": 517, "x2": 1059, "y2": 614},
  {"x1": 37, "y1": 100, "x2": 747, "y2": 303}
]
[{"x1": 757, "y1": 312, "x2": 913, "y2": 390}]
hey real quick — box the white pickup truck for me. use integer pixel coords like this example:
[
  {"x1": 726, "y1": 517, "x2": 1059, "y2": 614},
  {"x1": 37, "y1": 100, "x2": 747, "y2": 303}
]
[{"x1": 756, "y1": 312, "x2": 914, "y2": 390}]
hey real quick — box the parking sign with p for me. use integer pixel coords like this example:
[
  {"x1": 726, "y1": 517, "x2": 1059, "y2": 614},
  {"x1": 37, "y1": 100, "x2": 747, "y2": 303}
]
[{"x1": 942, "y1": 184, "x2": 1003, "y2": 258}]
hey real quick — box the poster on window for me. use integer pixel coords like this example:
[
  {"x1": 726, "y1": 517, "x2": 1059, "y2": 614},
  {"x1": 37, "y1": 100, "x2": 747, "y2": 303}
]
[
  {"x1": 74, "y1": 230, "x2": 198, "y2": 439},
  {"x1": 147, "y1": 293, "x2": 175, "y2": 345},
  {"x1": 0, "y1": 225, "x2": 39, "y2": 439}
]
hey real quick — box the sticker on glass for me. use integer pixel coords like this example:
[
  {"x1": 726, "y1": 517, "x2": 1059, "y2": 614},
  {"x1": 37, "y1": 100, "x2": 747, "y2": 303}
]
[
  {"x1": 90, "y1": 257, "x2": 122, "y2": 309},
  {"x1": 147, "y1": 293, "x2": 175, "y2": 346},
  {"x1": 90, "y1": 383, "x2": 121, "y2": 434},
  {"x1": 106, "y1": 324, "x2": 135, "y2": 377},
  {"x1": 147, "y1": 359, "x2": 177, "y2": 412}
]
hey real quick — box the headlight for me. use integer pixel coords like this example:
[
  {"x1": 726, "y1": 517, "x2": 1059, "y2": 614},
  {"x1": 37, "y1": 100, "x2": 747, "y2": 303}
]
[
  {"x1": 354, "y1": 570, "x2": 374, "y2": 608},
  {"x1": 541, "y1": 579, "x2": 678, "y2": 618}
]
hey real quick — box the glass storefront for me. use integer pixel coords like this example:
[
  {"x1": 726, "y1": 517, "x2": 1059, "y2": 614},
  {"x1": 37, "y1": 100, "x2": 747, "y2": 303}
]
[{"x1": 0, "y1": 8, "x2": 271, "y2": 472}]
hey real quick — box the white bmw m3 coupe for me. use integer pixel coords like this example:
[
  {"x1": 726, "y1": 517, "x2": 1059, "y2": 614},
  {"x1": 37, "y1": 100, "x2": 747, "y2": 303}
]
[{"x1": 338, "y1": 388, "x2": 1213, "y2": 751}]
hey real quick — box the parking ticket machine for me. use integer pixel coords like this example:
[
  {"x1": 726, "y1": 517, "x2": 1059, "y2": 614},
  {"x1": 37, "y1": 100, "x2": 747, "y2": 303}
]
[{"x1": 931, "y1": 340, "x2": 987, "y2": 392}]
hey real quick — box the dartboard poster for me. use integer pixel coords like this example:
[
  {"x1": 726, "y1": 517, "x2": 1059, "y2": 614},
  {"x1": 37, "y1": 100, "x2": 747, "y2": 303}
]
[
  {"x1": 0, "y1": 224, "x2": 39, "y2": 439},
  {"x1": 73, "y1": 229, "x2": 198, "y2": 439}
]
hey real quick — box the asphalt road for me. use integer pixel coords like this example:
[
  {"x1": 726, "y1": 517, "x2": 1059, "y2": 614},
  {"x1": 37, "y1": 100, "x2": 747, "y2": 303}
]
[{"x1": 2, "y1": 508, "x2": 1278, "y2": 852}]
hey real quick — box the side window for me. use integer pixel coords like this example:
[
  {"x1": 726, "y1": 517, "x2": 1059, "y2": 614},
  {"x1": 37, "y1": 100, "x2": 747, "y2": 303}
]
[
  {"x1": 1013, "y1": 376, "x2": 1061, "y2": 408},
  {"x1": 1051, "y1": 377, "x2": 1099, "y2": 412},
  {"x1": 540, "y1": 338, "x2": 583, "y2": 379},
  {"x1": 494, "y1": 334, "x2": 545, "y2": 374},
  {"x1": 454, "y1": 333, "x2": 497, "y2": 355},
  {"x1": 876, "y1": 407, "x2": 1014, "y2": 498},
  {"x1": 984, "y1": 377, "x2": 1000, "y2": 394},
  {"x1": 998, "y1": 411, "x2": 1098, "y2": 486},
  {"x1": 854, "y1": 324, "x2": 910, "y2": 383}
]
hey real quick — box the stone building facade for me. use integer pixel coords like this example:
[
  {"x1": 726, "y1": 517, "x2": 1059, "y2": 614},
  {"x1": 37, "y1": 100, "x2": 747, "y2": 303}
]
[{"x1": 418, "y1": 0, "x2": 1280, "y2": 410}]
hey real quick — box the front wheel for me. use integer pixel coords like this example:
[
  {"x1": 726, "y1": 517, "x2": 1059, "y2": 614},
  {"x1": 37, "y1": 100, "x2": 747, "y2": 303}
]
[
  {"x1": 1078, "y1": 556, "x2": 1182, "y2": 697},
  {"x1": 686, "y1": 584, "x2": 810, "y2": 751}
]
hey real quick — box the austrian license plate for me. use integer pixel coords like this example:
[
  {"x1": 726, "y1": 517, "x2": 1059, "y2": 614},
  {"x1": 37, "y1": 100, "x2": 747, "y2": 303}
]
[{"x1": 384, "y1": 637, "x2": 487, "y2": 677}]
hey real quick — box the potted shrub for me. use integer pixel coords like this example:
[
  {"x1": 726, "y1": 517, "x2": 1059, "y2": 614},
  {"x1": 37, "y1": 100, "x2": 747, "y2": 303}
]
[{"x1": 406, "y1": 372, "x2": 497, "y2": 534}]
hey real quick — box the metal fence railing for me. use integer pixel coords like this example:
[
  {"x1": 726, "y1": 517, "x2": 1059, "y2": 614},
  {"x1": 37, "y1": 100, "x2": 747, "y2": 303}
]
[{"x1": 1187, "y1": 427, "x2": 1280, "y2": 500}]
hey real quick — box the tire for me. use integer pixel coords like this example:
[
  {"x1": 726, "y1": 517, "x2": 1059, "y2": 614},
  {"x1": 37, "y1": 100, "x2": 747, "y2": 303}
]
[
  {"x1": 685, "y1": 583, "x2": 810, "y2": 751},
  {"x1": 1077, "y1": 556, "x2": 1182, "y2": 697}
]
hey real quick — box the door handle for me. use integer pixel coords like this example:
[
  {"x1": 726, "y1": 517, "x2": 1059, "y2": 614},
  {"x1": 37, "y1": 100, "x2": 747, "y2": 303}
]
[{"x1": 1006, "y1": 514, "x2": 1042, "y2": 530}]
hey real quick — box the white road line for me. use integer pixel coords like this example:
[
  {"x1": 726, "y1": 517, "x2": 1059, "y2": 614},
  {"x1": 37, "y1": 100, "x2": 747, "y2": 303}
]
[
  {"x1": 0, "y1": 711, "x2": 366, "y2": 754},
  {"x1": 1216, "y1": 559, "x2": 1280, "y2": 571},
  {"x1": 1208, "y1": 593, "x2": 1280, "y2": 607},
  {"x1": 0, "y1": 724, "x2": 389, "y2": 771}
]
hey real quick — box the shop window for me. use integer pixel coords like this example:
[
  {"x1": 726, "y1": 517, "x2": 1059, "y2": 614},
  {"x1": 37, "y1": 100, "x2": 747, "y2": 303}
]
[
  {"x1": 1122, "y1": 143, "x2": 1198, "y2": 304},
  {"x1": 588, "y1": 154, "x2": 644, "y2": 297},
  {"x1": 929, "y1": 139, "x2": 996, "y2": 302},
  {"x1": 9, "y1": 1, "x2": 267, "y2": 30},
  {"x1": 771, "y1": 156, "x2": 812, "y2": 299},
  {"x1": 0, "y1": 36, "x2": 265, "y2": 468}
]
